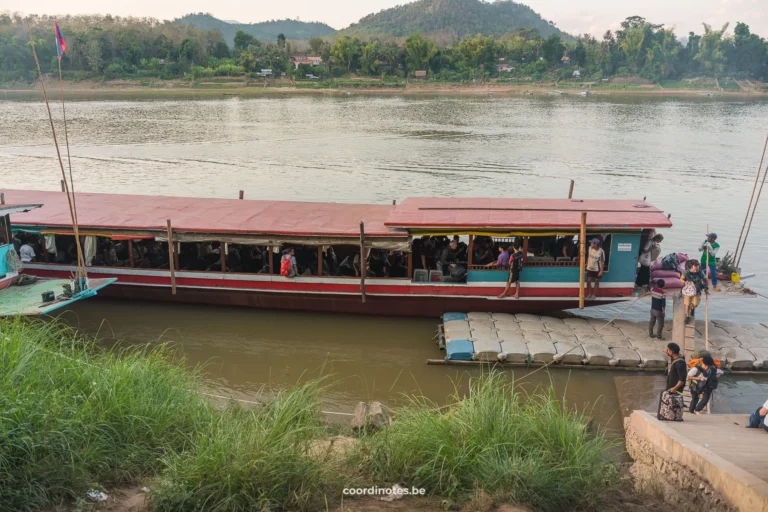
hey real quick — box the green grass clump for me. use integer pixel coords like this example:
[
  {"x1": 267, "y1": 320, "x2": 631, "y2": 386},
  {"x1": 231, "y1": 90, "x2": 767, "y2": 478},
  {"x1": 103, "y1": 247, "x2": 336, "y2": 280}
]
[
  {"x1": 0, "y1": 317, "x2": 207, "y2": 511},
  {"x1": 151, "y1": 378, "x2": 342, "y2": 512},
  {"x1": 361, "y1": 371, "x2": 618, "y2": 511}
]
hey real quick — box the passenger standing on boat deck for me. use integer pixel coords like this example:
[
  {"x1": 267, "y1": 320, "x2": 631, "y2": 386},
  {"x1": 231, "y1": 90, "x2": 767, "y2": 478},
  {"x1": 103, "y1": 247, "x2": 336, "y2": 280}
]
[
  {"x1": 498, "y1": 244, "x2": 522, "y2": 299},
  {"x1": 636, "y1": 234, "x2": 653, "y2": 289},
  {"x1": 688, "y1": 355, "x2": 720, "y2": 414},
  {"x1": 699, "y1": 233, "x2": 720, "y2": 292},
  {"x1": 649, "y1": 279, "x2": 666, "y2": 339},
  {"x1": 19, "y1": 238, "x2": 36, "y2": 263},
  {"x1": 280, "y1": 248, "x2": 298, "y2": 278},
  {"x1": 680, "y1": 260, "x2": 708, "y2": 323},
  {"x1": 585, "y1": 238, "x2": 605, "y2": 299}
]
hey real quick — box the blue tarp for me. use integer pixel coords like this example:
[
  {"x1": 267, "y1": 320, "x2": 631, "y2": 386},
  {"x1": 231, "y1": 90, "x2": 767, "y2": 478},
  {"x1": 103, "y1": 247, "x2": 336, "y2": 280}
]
[
  {"x1": 446, "y1": 339, "x2": 474, "y2": 361},
  {"x1": 443, "y1": 312, "x2": 468, "y2": 322}
]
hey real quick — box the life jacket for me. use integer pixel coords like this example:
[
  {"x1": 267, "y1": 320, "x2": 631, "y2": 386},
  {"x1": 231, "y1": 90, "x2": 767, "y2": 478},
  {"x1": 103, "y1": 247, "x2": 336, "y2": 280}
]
[{"x1": 280, "y1": 255, "x2": 292, "y2": 276}]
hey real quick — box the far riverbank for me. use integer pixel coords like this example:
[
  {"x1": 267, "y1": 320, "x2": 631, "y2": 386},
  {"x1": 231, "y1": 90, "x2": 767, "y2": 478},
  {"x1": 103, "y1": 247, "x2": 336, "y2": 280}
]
[{"x1": 2, "y1": 77, "x2": 768, "y2": 100}]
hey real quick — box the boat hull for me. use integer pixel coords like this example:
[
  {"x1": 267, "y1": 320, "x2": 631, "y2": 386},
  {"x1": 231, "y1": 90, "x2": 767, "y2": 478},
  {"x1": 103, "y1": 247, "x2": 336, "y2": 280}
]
[{"x1": 22, "y1": 264, "x2": 630, "y2": 317}]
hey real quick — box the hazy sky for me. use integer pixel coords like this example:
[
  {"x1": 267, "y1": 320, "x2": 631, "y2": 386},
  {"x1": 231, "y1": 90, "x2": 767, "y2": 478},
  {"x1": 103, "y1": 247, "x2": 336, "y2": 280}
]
[{"x1": 4, "y1": 0, "x2": 767, "y2": 38}]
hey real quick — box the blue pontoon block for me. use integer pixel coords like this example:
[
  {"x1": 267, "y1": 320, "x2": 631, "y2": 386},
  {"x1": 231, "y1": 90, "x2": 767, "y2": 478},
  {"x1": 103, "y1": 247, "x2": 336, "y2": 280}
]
[
  {"x1": 443, "y1": 312, "x2": 468, "y2": 323},
  {"x1": 445, "y1": 339, "x2": 474, "y2": 361}
]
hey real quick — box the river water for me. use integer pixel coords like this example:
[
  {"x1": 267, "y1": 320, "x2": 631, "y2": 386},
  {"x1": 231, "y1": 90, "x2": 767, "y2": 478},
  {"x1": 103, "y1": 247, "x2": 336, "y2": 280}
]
[{"x1": 2, "y1": 93, "x2": 768, "y2": 432}]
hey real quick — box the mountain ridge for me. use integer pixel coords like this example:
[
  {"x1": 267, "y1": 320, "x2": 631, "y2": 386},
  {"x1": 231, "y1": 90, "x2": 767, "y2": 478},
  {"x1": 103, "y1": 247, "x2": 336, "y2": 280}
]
[{"x1": 174, "y1": 13, "x2": 335, "y2": 45}]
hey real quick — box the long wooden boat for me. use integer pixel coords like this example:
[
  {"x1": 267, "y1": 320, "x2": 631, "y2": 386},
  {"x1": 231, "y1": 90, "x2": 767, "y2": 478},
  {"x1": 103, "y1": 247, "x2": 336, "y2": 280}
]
[{"x1": 3, "y1": 189, "x2": 673, "y2": 317}]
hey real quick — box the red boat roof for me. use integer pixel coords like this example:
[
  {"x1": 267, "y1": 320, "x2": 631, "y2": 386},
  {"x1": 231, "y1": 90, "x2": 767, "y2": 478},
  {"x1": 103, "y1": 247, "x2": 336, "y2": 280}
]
[
  {"x1": 0, "y1": 203, "x2": 43, "y2": 216},
  {"x1": 2, "y1": 190, "x2": 403, "y2": 238},
  {"x1": 385, "y1": 197, "x2": 672, "y2": 230}
]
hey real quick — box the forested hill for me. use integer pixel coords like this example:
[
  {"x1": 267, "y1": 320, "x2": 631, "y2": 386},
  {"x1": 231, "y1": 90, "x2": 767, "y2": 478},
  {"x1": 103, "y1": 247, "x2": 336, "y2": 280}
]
[
  {"x1": 175, "y1": 13, "x2": 335, "y2": 44},
  {"x1": 341, "y1": 0, "x2": 570, "y2": 41}
]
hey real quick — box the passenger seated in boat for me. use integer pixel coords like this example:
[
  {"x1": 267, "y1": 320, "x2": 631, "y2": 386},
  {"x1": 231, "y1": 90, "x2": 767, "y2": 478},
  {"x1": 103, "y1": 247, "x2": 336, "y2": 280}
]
[
  {"x1": 485, "y1": 245, "x2": 510, "y2": 269},
  {"x1": 368, "y1": 249, "x2": 389, "y2": 277},
  {"x1": 452, "y1": 235, "x2": 468, "y2": 261},
  {"x1": 555, "y1": 236, "x2": 576, "y2": 259},
  {"x1": 390, "y1": 253, "x2": 408, "y2": 278},
  {"x1": 280, "y1": 248, "x2": 298, "y2": 278},
  {"x1": 440, "y1": 240, "x2": 467, "y2": 280},
  {"x1": 473, "y1": 239, "x2": 494, "y2": 265},
  {"x1": 19, "y1": 237, "x2": 37, "y2": 263},
  {"x1": 226, "y1": 246, "x2": 242, "y2": 272},
  {"x1": 337, "y1": 254, "x2": 356, "y2": 276}
]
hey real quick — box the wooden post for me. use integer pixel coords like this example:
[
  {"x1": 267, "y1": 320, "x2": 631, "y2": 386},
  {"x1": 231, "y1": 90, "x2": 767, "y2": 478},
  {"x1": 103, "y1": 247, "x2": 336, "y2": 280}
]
[
  {"x1": 317, "y1": 245, "x2": 323, "y2": 277},
  {"x1": 0, "y1": 192, "x2": 4, "y2": 204},
  {"x1": 220, "y1": 243, "x2": 227, "y2": 273},
  {"x1": 360, "y1": 221, "x2": 366, "y2": 303},
  {"x1": 174, "y1": 242, "x2": 180, "y2": 271},
  {"x1": 578, "y1": 212, "x2": 587, "y2": 309},
  {"x1": 392, "y1": 199, "x2": 396, "y2": 205},
  {"x1": 60, "y1": 180, "x2": 65, "y2": 192},
  {"x1": 467, "y1": 235, "x2": 474, "y2": 267},
  {"x1": 239, "y1": 190, "x2": 244, "y2": 200},
  {"x1": 128, "y1": 240, "x2": 135, "y2": 268},
  {"x1": 166, "y1": 220, "x2": 177, "y2": 295},
  {"x1": 268, "y1": 245, "x2": 274, "y2": 274},
  {"x1": 568, "y1": 180, "x2": 575, "y2": 199}
]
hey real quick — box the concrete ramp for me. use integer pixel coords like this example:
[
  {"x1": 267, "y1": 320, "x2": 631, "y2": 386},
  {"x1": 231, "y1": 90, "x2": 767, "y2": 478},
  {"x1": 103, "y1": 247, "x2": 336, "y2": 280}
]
[{"x1": 625, "y1": 411, "x2": 768, "y2": 512}]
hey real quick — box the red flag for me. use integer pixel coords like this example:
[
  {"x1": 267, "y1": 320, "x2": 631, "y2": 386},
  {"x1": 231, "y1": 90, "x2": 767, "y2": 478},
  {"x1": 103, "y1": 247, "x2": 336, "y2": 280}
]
[{"x1": 54, "y1": 22, "x2": 67, "y2": 60}]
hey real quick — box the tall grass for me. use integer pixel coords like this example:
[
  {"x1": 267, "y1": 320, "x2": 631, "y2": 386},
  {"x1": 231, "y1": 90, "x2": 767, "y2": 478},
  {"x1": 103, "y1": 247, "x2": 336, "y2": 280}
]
[
  {"x1": 362, "y1": 372, "x2": 619, "y2": 511},
  {"x1": 0, "y1": 317, "x2": 207, "y2": 511},
  {"x1": 151, "y1": 378, "x2": 342, "y2": 512}
]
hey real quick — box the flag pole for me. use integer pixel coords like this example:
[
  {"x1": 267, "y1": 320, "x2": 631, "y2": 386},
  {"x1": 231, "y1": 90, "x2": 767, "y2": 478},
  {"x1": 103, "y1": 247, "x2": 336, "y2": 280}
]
[{"x1": 56, "y1": 22, "x2": 79, "y2": 235}]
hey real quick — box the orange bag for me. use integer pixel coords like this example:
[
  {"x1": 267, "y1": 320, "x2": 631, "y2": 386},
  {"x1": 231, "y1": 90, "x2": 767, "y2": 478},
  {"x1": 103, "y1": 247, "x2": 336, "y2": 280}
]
[{"x1": 688, "y1": 357, "x2": 722, "y2": 369}]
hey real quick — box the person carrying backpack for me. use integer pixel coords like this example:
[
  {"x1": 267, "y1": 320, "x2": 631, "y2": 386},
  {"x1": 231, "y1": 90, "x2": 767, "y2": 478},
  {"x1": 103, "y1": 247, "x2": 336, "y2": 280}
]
[
  {"x1": 280, "y1": 248, "x2": 297, "y2": 278},
  {"x1": 680, "y1": 259, "x2": 708, "y2": 324},
  {"x1": 658, "y1": 342, "x2": 687, "y2": 421},
  {"x1": 687, "y1": 355, "x2": 720, "y2": 414}
]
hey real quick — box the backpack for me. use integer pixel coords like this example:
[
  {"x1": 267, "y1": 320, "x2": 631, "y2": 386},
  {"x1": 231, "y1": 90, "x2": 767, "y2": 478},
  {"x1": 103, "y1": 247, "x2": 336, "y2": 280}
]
[
  {"x1": 747, "y1": 408, "x2": 766, "y2": 429},
  {"x1": 280, "y1": 256, "x2": 291, "y2": 277},
  {"x1": 662, "y1": 253, "x2": 680, "y2": 271}
]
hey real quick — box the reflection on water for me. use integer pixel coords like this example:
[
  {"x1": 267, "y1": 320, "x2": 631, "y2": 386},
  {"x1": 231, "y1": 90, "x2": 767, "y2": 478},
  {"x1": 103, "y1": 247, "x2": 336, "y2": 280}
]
[{"x1": 5, "y1": 93, "x2": 768, "y2": 431}]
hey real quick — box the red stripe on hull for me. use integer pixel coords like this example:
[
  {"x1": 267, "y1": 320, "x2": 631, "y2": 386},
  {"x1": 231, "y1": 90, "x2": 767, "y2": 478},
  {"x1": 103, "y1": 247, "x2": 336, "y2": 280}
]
[{"x1": 22, "y1": 267, "x2": 628, "y2": 316}]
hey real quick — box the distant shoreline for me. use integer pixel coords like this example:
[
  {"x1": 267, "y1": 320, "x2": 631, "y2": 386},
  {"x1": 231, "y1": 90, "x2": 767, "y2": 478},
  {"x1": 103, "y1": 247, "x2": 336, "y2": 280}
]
[{"x1": 2, "y1": 79, "x2": 767, "y2": 99}]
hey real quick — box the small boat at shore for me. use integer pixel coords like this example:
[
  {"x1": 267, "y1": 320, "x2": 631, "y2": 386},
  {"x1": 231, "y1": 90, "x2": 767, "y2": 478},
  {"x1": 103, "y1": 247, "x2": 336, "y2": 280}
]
[
  {"x1": 3, "y1": 189, "x2": 674, "y2": 317},
  {"x1": 1, "y1": 202, "x2": 115, "y2": 317}
]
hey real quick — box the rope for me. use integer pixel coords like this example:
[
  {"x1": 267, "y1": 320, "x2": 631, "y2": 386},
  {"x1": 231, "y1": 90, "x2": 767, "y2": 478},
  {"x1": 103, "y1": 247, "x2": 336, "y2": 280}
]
[
  {"x1": 25, "y1": 25, "x2": 87, "y2": 285},
  {"x1": 736, "y1": 160, "x2": 768, "y2": 269},
  {"x1": 734, "y1": 134, "x2": 768, "y2": 265}
]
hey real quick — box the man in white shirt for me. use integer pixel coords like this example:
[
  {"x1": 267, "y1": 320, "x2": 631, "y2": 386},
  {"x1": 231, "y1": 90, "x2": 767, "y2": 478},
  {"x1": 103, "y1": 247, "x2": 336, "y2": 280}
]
[{"x1": 19, "y1": 241, "x2": 36, "y2": 263}]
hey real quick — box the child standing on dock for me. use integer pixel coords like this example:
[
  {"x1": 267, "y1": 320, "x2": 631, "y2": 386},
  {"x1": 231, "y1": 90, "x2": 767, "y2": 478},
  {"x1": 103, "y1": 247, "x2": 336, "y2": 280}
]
[{"x1": 649, "y1": 279, "x2": 666, "y2": 339}]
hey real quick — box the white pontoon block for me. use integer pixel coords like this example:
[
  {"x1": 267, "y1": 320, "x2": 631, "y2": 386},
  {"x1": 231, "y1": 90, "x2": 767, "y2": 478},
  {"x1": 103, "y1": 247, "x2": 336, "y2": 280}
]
[
  {"x1": 527, "y1": 340, "x2": 557, "y2": 363},
  {"x1": 610, "y1": 347, "x2": 641, "y2": 367},
  {"x1": 749, "y1": 347, "x2": 768, "y2": 369},
  {"x1": 467, "y1": 312, "x2": 493, "y2": 321},
  {"x1": 583, "y1": 344, "x2": 613, "y2": 365},
  {"x1": 552, "y1": 342, "x2": 585, "y2": 364},
  {"x1": 473, "y1": 339, "x2": 501, "y2": 361},
  {"x1": 499, "y1": 340, "x2": 529, "y2": 363},
  {"x1": 721, "y1": 346, "x2": 757, "y2": 369},
  {"x1": 635, "y1": 348, "x2": 667, "y2": 369}
]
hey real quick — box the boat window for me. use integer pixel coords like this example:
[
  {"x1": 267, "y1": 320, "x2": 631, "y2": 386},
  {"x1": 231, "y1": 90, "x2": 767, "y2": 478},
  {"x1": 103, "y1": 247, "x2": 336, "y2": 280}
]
[{"x1": 224, "y1": 244, "x2": 270, "y2": 274}]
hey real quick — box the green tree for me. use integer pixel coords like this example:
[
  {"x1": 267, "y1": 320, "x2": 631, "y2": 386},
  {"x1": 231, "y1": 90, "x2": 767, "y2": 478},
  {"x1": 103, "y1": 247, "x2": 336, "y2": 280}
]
[
  {"x1": 378, "y1": 42, "x2": 402, "y2": 75},
  {"x1": 277, "y1": 33, "x2": 286, "y2": 49},
  {"x1": 309, "y1": 36, "x2": 324, "y2": 55},
  {"x1": 404, "y1": 32, "x2": 437, "y2": 74},
  {"x1": 541, "y1": 35, "x2": 564, "y2": 66},
  {"x1": 331, "y1": 36, "x2": 361, "y2": 73},
  {"x1": 359, "y1": 40, "x2": 380, "y2": 75},
  {"x1": 695, "y1": 23, "x2": 729, "y2": 75},
  {"x1": 457, "y1": 34, "x2": 495, "y2": 69},
  {"x1": 726, "y1": 22, "x2": 766, "y2": 78},
  {"x1": 233, "y1": 30, "x2": 256, "y2": 52}
]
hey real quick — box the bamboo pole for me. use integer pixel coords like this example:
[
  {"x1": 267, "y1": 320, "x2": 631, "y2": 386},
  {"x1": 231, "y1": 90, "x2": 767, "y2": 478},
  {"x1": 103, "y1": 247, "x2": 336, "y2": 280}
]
[
  {"x1": 166, "y1": 220, "x2": 176, "y2": 295},
  {"x1": 268, "y1": 246, "x2": 274, "y2": 274},
  {"x1": 734, "y1": 134, "x2": 768, "y2": 265},
  {"x1": 128, "y1": 240, "x2": 135, "y2": 268},
  {"x1": 568, "y1": 180, "x2": 575, "y2": 199},
  {"x1": 26, "y1": 27, "x2": 87, "y2": 285},
  {"x1": 360, "y1": 221, "x2": 366, "y2": 303},
  {"x1": 239, "y1": 190, "x2": 244, "y2": 200},
  {"x1": 317, "y1": 245, "x2": 323, "y2": 277},
  {"x1": 467, "y1": 235, "x2": 474, "y2": 267},
  {"x1": 220, "y1": 243, "x2": 227, "y2": 273},
  {"x1": 579, "y1": 212, "x2": 587, "y2": 309},
  {"x1": 60, "y1": 180, "x2": 65, "y2": 192},
  {"x1": 58, "y1": 57, "x2": 79, "y2": 241}
]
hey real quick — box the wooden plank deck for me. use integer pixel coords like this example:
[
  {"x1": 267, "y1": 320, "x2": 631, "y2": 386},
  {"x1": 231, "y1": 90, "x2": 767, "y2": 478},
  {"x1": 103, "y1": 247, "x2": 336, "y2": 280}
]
[{"x1": 661, "y1": 414, "x2": 768, "y2": 482}]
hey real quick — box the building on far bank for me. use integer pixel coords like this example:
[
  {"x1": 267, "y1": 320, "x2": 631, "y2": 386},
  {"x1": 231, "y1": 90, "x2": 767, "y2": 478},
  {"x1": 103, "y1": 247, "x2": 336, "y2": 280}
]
[
  {"x1": 561, "y1": 56, "x2": 571, "y2": 66},
  {"x1": 497, "y1": 63, "x2": 515, "y2": 72},
  {"x1": 291, "y1": 56, "x2": 323, "y2": 69},
  {"x1": 413, "y1": 70, "x2": 427, "y2": 79}
]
